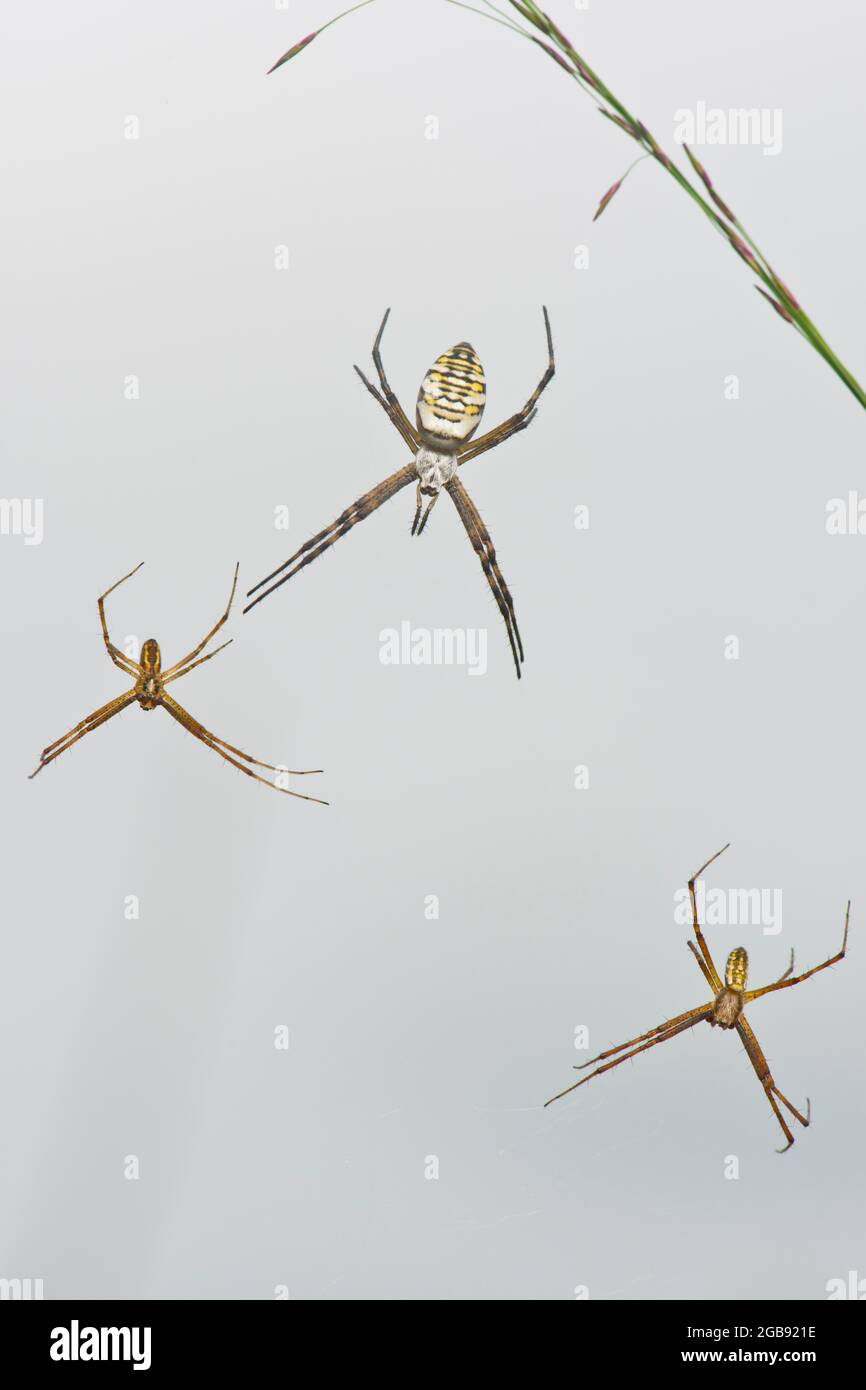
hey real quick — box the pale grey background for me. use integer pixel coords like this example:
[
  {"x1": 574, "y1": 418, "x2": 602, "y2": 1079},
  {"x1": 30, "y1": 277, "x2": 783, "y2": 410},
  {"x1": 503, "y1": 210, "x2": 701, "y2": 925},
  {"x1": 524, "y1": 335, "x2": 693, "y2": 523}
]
[{"x1": 1, "y1": 0, "x2": 864, "y2": 1299}]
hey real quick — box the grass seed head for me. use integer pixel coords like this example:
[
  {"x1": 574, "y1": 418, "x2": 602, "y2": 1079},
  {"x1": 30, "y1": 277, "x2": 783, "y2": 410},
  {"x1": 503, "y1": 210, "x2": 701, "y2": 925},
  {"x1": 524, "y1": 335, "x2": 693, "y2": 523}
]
[
  {"x1": 593, "y1": 178, "x2": 623, "y2": 221},
  {"x1": 755, "y1": 285, "x2": 794, "y2": 323},
  {"x1": 267, "y1": 32, "x2": 317, "y2": 75},
  {"x1": 531, "y1": 36, "x2": 577, "y2": 75},
  {"x1": 683, "y1": 144, "x2": 737, "y2": 222}
]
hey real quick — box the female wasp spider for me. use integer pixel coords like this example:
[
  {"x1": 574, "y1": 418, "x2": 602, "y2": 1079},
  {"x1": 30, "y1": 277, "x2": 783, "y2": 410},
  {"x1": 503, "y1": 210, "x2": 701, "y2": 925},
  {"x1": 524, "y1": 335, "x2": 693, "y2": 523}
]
[{"x1": 245, "y1": 308, "x2": 555, "y2": 679}]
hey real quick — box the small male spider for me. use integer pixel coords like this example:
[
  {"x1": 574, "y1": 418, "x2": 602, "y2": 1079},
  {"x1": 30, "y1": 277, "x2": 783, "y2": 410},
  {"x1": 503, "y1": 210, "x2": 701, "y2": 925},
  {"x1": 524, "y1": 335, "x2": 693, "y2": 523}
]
[
  {"x1": 545, "y1": 845, "x2": 850, "y2": 1151},
  {"x1": 30, "y1": 563, "x2": 326, "y2": 804},
  {"x1": 244, "y1": 308, "x2": 556, "y2": 678}
]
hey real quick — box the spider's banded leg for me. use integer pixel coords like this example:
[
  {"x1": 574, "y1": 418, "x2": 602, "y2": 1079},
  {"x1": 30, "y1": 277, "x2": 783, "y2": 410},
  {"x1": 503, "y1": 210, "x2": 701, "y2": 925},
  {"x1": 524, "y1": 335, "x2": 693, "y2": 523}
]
[
  {"x1": 162, "y1": 565, "x2": 239, "y2": 677},
  {"x1": 736, "y1": 1016, "x2": 809, "y2": 1153},
  {"x1": 447, "y1": 477, "x2": 522, "y2": 676},
  {"x1": 163, "y1": 640, "x2": 233, "y2": 685},
  {"x1": 687, "y1": 940, "x2": 718, "y2": 992},
  {"x1": 355, "y1": 367, "x2": 419, "y2": 452},
  {"x1": 456, "y1": 306, "x2": 555, "y2": 466},
  {"x1": 457, "y1": 408, "x2": 539, "y2": 467},
  {"x1": 244, "y1": 464, "x2": 416, "y2": 611},
  {"x1": 743, "y1": 903, "x2": 850, "y2": 1004},
  {"x1": 98, "y1": 562, "x2": 145, "y2": 676},
  {"x1": 447, "y1": 476, "x2": 523, "y2": 676},
  {"x1": 545, "y1": 1008, "x2": 712, "y2": 1107},
  {"x1": 159, "y1": 695, "x2": 327, "y2": 803},
  {"x1": 352, "y1": 308, "x2": 419, "y2": 452},
  {"x1": 411, "y1": 483, "x2": 423, "y2": 536},
  {"x1": 688, "y1": 844, "x2": 730, "y2": 990},
  {"x1": 29, "y1": 691, "x2": 138, "y2": 778},
  {"x1": 413, "y1": 491, "x2": 439, "y2": 538},
  {"x1": 450, "y1": 478, "x2": 523, "y2": 662}
]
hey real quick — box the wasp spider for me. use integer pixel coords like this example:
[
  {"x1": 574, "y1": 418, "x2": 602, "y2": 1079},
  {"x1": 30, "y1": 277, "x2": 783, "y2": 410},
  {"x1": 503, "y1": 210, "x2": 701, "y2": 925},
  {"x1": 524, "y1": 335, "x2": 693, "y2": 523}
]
[
  {"x1": 244, "y1": 309, "x2": 555, "y2": 678},
  {"x1": 546, "y1": 845, "x2": 850, "y2": 1151},
  {"x1": 30, "y1": 564, "x2": 326, "y2": 803}
]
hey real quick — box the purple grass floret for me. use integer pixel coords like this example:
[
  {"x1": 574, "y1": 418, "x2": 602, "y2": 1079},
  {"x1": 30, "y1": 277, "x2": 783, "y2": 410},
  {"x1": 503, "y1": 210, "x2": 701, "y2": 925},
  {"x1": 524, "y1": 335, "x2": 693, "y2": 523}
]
[{"x1": 267, "y1": 33, "x2": 316, "y2": 76}]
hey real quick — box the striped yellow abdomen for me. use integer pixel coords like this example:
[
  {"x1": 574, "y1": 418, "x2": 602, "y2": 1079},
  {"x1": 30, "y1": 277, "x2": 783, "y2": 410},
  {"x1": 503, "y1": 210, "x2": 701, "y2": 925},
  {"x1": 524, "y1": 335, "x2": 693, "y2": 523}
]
[
  {"x1": 416, "y1": 341, "x2": 486, "y2": 446},
  {"x1": 725, "y1": 947, "x2": 749, "y2": 991}
]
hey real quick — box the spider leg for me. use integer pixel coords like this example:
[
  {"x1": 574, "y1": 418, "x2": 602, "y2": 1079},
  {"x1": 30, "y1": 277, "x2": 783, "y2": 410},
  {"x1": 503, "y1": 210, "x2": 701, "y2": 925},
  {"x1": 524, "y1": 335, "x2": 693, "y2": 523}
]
[
  {"x1": 411, "y1": 482, "x2": 423, "y2": 536},
  {"x1": 763, "y1": 1088, "x2": 796, "y2": 1153},
  {"x1": 456, "y1": 306, "x2": 554, "y2": 466},
  {"x1": 98, "y1": 562, "x2": 144, "y2": 676},
  {"x1": 774, "y1": 1089, "x2": 811, "y2": 1129},
  {"x1": 244, "y1": 463, "x2": 416, "y2": 612},
  {"x1": 446, "y1": 475, "x2": 523, "y2": 679},
  {"x1": 687, "y1": 939, "x2": 718, "y2": 991},
  {"x1": 355, "y1": 366, "x2": 419, "y2": 452},
  {"x1": 688, "y1": 844, "x2": 730, "y2": 989},
  {"x1": 576, "y1": 1001, "x2": 712, "y2": 1071},
  {"x1": 159, "y1": 693, "x2": 327, "y2": 803},
  {"x1": 160, "y1": 693, "x2": 321, "y2": 774},
  {"x1": 545, "y1": 1006, "x2": 712, "y2": 1107},
  {"x1": 30, "y1": 690, "x2": 138, "y2": 778},
  {"x1": 736, "y1": 1016, "x2": 809, "y2": 1153},
  {"x1": 161, "y1": 565, "x2": 238, "y2": 677},
  {"x1": 412, "y1": 489, "x2": 439, "y2": 537},
  {"x1": 743, "y1": 902, "x2": 850, "y2": 1004},
  {"x1": 457, "y1": 408, "x2": 538, "y2": 466},
  {"x1": 352, "y1": 308, "x2": 420, "y2": 452},
  {"x1": 163, "y1": 640, "x2": 233, "y2": 685}
]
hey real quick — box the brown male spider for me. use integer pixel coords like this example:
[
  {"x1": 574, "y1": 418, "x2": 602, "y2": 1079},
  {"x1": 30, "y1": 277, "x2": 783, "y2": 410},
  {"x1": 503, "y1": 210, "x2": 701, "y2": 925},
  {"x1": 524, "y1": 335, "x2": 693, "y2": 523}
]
[
  {"x1": 244, "y1": 307, "x2": 556, "y2": 678},
  {"x1": 30, "y1": 563, "x2": 326, "y2": 804},
  {"x1": 545, "y1": 845, "x2": 850, "y2": 1151}
]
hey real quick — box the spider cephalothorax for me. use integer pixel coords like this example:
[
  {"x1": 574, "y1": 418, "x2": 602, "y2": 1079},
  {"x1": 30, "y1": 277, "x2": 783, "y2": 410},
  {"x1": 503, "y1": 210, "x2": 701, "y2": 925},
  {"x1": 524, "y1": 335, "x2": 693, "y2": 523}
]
[
  {"x1": 30, "y1": 564, "x2": 326, "y2": 803},
  {"x1": 244, "y1": 309, "x2": 555, "y2": 679},
  {"x1": 546, "y1": 845, "x2": 850, "y2": 1151}
]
